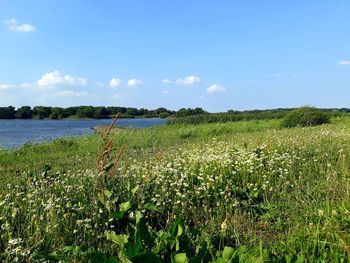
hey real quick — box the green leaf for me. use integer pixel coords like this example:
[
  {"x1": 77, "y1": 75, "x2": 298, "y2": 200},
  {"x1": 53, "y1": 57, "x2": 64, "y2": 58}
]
[
  {"x1": 174, "y1": 253, "x2": 189, "y2": 263},
  {"x1": 105, "y1": 231, "x2": 129, "y2": 247},
  {"x1": 177, "y1": 223, "x2": 183, "y2": 237},
  {"x1": 112, "y1": 211, "x2": 125, "y2": 220},
  {"x1": 131, "y1": 251, "x2": 165, "y2": 263},
  {"x1": 120, "y1": 201, "x2": 131, "y2": 212},
  {"x1": 125, "y1": 242, "x2": 142, "y2": 258},
  {"x1": 131, "y1": 185, "x2": 139, "y2": 195},
  {"x1": 104, "y1": 189, "x2": 112, "y2": 199},
  {"x1": 222, "y1": 246, "x2": 235, "y2": 261}
]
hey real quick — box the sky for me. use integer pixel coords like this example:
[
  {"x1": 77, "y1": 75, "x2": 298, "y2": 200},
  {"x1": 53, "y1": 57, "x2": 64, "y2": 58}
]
[{"x1": 0, "y1": 0, "x2": 350, "y2": 112}]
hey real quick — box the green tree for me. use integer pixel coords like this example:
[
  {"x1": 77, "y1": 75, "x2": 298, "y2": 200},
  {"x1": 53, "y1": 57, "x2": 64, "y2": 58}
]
[
  {"x1": 50, "y1": 107, "x2": 64, "y2": 119},
  {"x1": 34, "y1": 106, "x2": 52, "y2": 119},
  {"x1": 15, "y1": 106, "x2": 33, "y2": 119},
  {"x1": 77, "y1": 106, "x2": 95, "y2": 118},
  {"x1": 0, "y1": 106, "x2": 16, "y2": 119},
  {"x1": 94, "y1": 107, "x2": 109, "y2": 119}
]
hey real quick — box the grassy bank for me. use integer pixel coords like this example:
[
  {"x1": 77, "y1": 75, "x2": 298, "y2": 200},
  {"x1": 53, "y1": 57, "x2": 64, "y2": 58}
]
[{"x1": 0, "y1": 117, "x2": 349, "y2": 262}]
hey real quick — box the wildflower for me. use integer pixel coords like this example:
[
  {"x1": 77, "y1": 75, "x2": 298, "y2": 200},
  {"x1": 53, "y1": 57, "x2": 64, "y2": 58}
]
[
  {"x1": 318, "y1": 210, "x2": 324, "y2": 217},
  {"x1": 221, "y1": 219, "x2": 227, "y2": 231},
  {"x1": 8, "y1": 238, "x2": 23, "y2": 245}
]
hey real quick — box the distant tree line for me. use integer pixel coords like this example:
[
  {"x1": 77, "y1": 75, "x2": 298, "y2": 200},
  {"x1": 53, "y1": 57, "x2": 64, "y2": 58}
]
[
  {"x1": 1, "y1": 106, "x2": 348, "y2": 120},
  {"x1": 0, "y1": 106, "x2": 207, "y2": 120},
  {"x1": 167, "y1": 107, "x2": 350, "y2": 125}
]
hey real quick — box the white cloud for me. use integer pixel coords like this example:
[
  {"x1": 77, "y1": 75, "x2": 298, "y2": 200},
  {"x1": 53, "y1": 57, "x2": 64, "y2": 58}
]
[
  {"x1": 5, "y1": 18, "x2": 36, "y2": 32},
  {"x1": 109, "y1": 78, "x2": 122, "y2": 88},
  {"x1": 339, "y1": 60, "x2": 350, "y2": 65},
  {"x1": 207, "y1": 84, "x2": 226, "y2": 93},
  {"x1": 162, "y1": 79, "x2": 172, "y2": 84},
  {"x1": 0, "y1": 84, "x2": 15, "y2": 90},
  {"x1": 5, "y1": 18, "x2": 18, "y2": 24},
  {"x1": 274, "y1": 73, "x2": 281, "y2": 78},
  {"x1": 20, "y1": 82, "x2": 31, "y2": 88},
  {"x1": 292, "y1": 74, "x2": 298, "y2": 79},
  {"x1": 127, "y1": 78, "x2": 142, "y2": 88},
  {"x1": 161, "y1": 90, "x2": 170, "y2": 94},
  {"x1": 54, "y1": 90, "x2": 87, "y2": 97},
  {"x1": 175, "y1": 75, "x2": 201, "y2": 85},
  {"x1": 37, "y1": 70, "x2": 87, "y2": 89}
]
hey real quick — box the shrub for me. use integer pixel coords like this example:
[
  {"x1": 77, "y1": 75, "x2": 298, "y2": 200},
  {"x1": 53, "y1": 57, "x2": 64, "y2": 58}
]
[
  {"x1": 159, "y1": 112, "x2": 170, "y2": 118},
  {"x1": 281, "y1": 106, "x2": 330, "y2": 128}
]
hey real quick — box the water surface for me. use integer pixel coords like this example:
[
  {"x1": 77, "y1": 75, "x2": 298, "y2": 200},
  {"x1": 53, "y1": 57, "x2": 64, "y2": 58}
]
[{"x1": 0, "y1": 118, "x2": 168, "y2": 149}]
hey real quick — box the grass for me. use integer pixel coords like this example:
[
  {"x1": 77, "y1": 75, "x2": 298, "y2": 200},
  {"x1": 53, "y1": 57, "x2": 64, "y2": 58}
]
[{"x1": 0, "y1": 116, "x2": 349, "y2": 262}]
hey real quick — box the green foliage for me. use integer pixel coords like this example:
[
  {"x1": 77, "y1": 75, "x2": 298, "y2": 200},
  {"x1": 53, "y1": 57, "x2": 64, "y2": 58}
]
[
  {"x1": 167, "y1": 111, "x2": 286, "y2": 125},
  {"x1": 15, "y1": 105, "x2": 33, "y2": 119},
  {"x1": 1, "y1": 116, "x2": 350, "y2": 261},
  {"x1": 0, "y1": 106, "x2": 15, "y2": 119},
  {"x1": 281, "y1": 106, "x2": 330, "y2": 128},
  {"x1": 159, "y1": 112, "x2": 170, "y2": 118}
]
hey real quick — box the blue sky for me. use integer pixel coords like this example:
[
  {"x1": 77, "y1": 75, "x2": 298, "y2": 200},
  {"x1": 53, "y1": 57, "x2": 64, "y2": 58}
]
[{"x1": 0, "y1": 0, "x2": 350, "y2": 112}]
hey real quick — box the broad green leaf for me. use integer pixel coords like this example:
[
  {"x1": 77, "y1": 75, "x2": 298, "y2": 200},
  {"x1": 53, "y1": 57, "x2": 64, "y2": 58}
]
[
  {"x1": 104, "y1": 189, "x2": 112, "y2": 199},
  {"x1": 105, "y1": 231, "x2": 128, "y2": 247},
  {"x1": 119, "y1": 201, "x2": 131, "y2": 212},
  {"x1": 112, "y1": 211, "x2": 124, "y2": 220},
  {"x1": 174, "y1": 253, "x2": 189, "y2": 263},
  {"x1": 222, "y1": 246, "x2": 235, "y2": 261}
]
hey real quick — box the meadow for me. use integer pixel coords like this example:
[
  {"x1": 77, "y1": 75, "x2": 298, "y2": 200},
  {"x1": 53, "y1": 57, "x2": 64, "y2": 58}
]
[{"x1": 0, "y1": 115, "x2": 349, "y2": 262}]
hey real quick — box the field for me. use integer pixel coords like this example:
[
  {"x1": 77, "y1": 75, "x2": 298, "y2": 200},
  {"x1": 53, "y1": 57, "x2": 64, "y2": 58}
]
[{"x1": 0, "y1": 116, "x2": 349, "y2": 262}]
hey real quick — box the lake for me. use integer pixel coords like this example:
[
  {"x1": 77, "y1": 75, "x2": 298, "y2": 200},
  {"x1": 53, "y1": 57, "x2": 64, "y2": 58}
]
[{"x1": 0, "y1": 118, "x2": 168, "y2": 149}]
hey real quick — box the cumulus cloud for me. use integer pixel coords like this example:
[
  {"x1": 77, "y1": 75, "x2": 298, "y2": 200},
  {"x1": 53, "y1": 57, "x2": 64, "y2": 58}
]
[
  {"x1": 207, "y1": 84, "x2": 226, "y2": 93},
  {"x1": 339, "y1": 60, "x2": 350, "y2": 65},
  {"x1": 109, "y1": 78, "x2": 122, "y2": 88},
  {"x1": 37, "y1": 70, "x2": 87, "y2": 89},
  {"x1": 127, "y1": 78, "x2": 142, "y2": 88},
  {"x1": 162, "y1": 79, "x2": 172, "y2": 84},
  {"x1": 0, "y1": 84, "x2": 16, "y2": 90},
  {"x1": 5, "y1": 18, "x2": 36, "y2": 32},
  {"x1": 175, "y1": 75, "x2": 201, "y2": 85}
]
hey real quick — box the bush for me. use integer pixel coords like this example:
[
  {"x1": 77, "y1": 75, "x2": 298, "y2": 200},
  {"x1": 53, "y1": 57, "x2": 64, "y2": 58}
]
[
  {"x1": 159, "y1": 112, "x2": 170, "y2": 118},
  {"x1": 281, "y1": 106, "x2": 330, "y2": 128}
]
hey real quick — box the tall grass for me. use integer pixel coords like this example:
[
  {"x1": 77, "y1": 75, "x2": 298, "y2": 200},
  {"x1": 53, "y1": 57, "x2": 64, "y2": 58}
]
[{"x1": 0, "y1": 117, "x2": 349, "y2": 261}]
